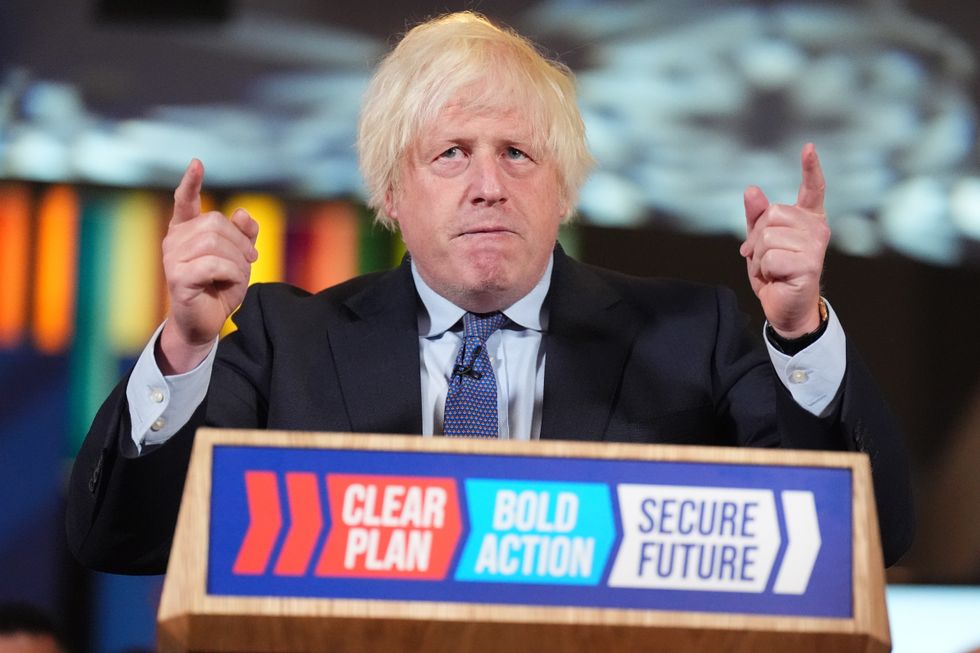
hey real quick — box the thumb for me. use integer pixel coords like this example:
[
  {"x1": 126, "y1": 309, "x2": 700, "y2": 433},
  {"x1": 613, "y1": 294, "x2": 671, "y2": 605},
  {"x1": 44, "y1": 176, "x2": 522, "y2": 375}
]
[{"x1": 740, "y1": 185, "x2": 769, "y2": 256}]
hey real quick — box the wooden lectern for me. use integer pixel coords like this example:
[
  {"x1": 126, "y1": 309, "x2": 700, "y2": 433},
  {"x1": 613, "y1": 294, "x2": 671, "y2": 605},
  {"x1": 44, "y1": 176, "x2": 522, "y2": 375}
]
[{"x1": 157, "y1": 429, "x2": 890, "y2": 653}]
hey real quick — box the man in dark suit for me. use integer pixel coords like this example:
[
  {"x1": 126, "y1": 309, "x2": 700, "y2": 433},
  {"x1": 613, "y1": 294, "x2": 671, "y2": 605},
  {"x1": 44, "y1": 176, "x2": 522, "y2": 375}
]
[{"x1": 67, "y1": 12, "x2": 913, "y2": 575}]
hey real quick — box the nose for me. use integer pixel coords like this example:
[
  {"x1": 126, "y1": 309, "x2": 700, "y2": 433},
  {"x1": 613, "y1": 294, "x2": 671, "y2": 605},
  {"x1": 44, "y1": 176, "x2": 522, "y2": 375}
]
[{"x1": 469, "y1": 151, "x2": 506, "y2": 208}]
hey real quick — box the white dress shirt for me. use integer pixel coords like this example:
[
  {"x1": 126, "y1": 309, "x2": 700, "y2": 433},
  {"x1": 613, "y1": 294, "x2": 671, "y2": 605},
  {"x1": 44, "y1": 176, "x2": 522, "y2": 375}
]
[{"x1": 415, "y1": 257, "x2": 551, "y2": 439}]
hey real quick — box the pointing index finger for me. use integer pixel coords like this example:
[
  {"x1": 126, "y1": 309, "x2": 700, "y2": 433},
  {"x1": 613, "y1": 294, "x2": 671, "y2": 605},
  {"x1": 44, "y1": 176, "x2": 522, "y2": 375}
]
[
  {"x1": 796, "y1": 143, "x2": 825, "y2": 213},
  {"x1": 172, "y1": 159, "x2": 204, "y2": 224}
]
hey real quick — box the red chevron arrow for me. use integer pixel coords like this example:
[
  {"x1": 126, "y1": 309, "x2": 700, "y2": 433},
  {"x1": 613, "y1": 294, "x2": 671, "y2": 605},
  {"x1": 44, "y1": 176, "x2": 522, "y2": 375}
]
[
  {"x1": 232, "y1": 471, "x2": 282, "y2": 575},
  {"x1": 273, "y1": 472, "x2": 324, "y2": 576}
]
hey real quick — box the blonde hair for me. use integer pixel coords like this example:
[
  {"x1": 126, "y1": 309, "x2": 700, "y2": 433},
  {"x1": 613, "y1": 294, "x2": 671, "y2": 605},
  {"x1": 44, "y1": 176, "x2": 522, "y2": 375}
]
[{"x1": 357, "y1": 11, "x2": 593, "y2": 228}]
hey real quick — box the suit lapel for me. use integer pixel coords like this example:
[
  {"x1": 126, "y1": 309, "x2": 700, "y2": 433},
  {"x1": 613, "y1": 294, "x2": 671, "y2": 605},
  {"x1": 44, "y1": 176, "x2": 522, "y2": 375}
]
[
  {"x1": 540, "y1": 251, "x2": 641, "y2": 441},
  {"x1": 326, "y1": 259, "x2": 423, "y2": 434}
]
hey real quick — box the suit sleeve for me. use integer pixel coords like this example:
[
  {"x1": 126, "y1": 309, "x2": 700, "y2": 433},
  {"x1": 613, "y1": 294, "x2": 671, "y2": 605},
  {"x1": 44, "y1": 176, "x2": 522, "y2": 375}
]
[
  {"x1": 836, "y1": 342, "x2": 915, "y2": 567},
  {"x1": 709, "y1": 287, "x2": 913, "y2": 566},
  {"x1": 66, "y1": 285, "x2": 277, "y2": 574},
  {"x1": 766, "y1": 331, "x2": 914, "y2": 566}
]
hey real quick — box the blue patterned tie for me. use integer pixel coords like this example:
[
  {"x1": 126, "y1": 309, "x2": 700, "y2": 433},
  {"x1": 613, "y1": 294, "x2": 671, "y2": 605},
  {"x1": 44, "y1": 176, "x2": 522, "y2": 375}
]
[{"x1": 443, "y1": 311, "x2": 507, "y2": 438}]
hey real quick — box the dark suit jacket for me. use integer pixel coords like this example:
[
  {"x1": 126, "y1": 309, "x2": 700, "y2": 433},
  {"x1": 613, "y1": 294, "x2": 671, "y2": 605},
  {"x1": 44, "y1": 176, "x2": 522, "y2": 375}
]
[{"x1": 66, "y1": 250, "x2": 914, "y2": 574}]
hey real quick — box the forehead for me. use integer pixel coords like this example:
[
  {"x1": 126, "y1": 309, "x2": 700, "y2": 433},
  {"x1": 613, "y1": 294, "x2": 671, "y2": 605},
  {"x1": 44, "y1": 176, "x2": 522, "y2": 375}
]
[
  {"x1": 409, "y1": 97, "x2": 547, "y2": 160},
  {"x1": 429, "y1": 102, "x2": 529, "y2": 135}
]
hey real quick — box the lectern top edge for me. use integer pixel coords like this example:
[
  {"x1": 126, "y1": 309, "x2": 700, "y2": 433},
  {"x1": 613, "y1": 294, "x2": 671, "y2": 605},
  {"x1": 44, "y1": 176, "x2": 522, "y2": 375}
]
[{"x1": 195, "y1": 427, "x2": 867, "y2": 470}]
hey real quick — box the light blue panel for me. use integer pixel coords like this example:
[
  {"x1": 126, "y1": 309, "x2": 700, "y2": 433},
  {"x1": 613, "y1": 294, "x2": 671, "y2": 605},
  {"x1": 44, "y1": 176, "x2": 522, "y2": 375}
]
[
  {"x1": 888, "y1": 585, "x2": 980, "y2": 653},
  {"x1": 455, "y1": 479, "x2": 615, "y2": 585}
]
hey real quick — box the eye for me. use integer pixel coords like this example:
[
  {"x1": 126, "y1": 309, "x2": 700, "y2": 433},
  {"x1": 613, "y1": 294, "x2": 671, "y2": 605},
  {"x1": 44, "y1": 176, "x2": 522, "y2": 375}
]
[
  {"x1": 439, "y1": 146, "x2": 463, "y2": 159},
  {"x1": 505, "y1": 147, "x2": 529, "y2": 161}
]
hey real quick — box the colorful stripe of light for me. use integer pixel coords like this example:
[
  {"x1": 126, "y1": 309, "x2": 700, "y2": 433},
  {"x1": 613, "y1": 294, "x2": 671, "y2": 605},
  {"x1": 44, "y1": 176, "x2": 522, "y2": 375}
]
[
  {"x1": 299, "y1": 202, "x2": 359, "y2": 292},
  {"x1": 0, "y1": 184, "x2": 31, "y2": 348},
  {"x1": 220, "y1": 194, "x2": 286, "y2": 336},
  {"x1": 68, "y1": 194, "x2": 118, "y2": 453},
  {"x1": 107, "y1": 192, "x2": 166, "y2": 355},
  {"x1": 32, "y1": 186, "x2": 79, "y2": 354},
  {"x1": 1, "y1": 186, "x2": 400, "y2": 355},
  {"x1": 356, "y1": 205, "x2": 399, "y2": 273}
]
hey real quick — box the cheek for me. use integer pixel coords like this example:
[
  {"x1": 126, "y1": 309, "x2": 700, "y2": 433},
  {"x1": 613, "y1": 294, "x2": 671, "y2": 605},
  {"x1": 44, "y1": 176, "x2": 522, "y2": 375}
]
[
  {"x1": 536, "y1": 185, "x2": 567, "y2": 227},
  {"x1": 395, "y1": 211, "x2": 445, "y2": 259},
  {"x1": 523, "y1": 173, "x2": 565, "y2": 218}
]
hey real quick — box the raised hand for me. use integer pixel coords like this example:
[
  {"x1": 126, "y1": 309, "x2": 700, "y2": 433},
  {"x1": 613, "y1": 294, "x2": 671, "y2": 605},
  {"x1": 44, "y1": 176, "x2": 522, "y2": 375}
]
[
  {"x1": 157, "y1": 160, "x2": 259, "y2": 374},
  {"x1": 740, "y1": 144, "x2": 830, "y2": 339}
]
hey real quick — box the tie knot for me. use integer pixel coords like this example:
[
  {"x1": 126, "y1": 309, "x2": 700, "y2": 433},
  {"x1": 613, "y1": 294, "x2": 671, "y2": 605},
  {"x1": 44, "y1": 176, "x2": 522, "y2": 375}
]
[{"x1": 462, "y1": 311, "x2": 507, "y2": 344}]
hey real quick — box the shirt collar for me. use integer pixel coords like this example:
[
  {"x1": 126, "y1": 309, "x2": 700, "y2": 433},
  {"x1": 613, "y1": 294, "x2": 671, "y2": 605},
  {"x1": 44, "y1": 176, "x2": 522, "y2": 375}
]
[{"x1": 412, "y1": 254, "x2": 553, "y2": 337}]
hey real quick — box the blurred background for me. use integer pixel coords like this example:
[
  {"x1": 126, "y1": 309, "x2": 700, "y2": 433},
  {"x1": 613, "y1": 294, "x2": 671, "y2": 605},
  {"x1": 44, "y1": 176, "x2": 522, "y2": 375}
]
[{"x1": 1, "y1": 0, "x2": 978, "y2": 651}]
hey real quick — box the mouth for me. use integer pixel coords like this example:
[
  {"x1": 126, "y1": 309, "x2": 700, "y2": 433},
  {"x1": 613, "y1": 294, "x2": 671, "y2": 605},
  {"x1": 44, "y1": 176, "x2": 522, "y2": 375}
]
[{"x1": 456, "y1": 226, "x2": 517, "y2": 238}]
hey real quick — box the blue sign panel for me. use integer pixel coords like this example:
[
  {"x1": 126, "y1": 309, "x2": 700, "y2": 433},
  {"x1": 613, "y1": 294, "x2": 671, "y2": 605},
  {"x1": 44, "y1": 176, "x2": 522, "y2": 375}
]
[
  {"x1": 208, "y1": 446, "x2": 852, "y2": 618},
  {"x1": 455, "y1": 479, "x2": 616, "y2": 585}
]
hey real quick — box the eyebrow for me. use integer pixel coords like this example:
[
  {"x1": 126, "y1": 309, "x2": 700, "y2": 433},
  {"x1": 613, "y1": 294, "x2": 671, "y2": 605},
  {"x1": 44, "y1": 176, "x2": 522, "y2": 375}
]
[{"x1": 425, "y1": 135, "x2": 536, "y2": 151}]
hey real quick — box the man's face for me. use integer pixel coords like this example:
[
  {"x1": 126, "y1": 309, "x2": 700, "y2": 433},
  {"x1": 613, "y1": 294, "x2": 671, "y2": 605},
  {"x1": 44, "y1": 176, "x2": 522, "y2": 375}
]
[{"x1": 385, "y1": 100, "x2": 566, "y2": 313}]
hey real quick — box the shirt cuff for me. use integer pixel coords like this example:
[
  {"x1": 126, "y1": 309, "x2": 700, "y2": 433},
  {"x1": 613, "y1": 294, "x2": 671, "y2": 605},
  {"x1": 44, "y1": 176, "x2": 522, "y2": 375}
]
[
  {"x1": 126, "y1": 321, "x2": 218, "y2": 454},
  {"x1": 764, "y1": 299, "x2": 846, "y2": 418}
]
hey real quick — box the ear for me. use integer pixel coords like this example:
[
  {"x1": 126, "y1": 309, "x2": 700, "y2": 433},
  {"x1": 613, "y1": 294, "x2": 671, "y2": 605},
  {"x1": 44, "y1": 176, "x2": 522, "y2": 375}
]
[
  {"x1": 383, "y1": 188, "x2": 398, "y2": 222},
  {"x1": 558, "y1": 192, "x2": 570, "y2": 222}
]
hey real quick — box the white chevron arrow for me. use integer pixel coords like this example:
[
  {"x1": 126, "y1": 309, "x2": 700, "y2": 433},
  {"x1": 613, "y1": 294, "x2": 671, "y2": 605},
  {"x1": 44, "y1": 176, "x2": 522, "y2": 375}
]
[{"x1": 773, "y1": 490, "x2": 822, "y2": 594}]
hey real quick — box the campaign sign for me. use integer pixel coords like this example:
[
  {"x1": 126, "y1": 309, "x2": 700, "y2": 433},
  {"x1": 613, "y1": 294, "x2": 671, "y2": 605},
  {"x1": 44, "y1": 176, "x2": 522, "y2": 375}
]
[{"x1": 208, "y1": 446, "x2": 852, "y2": 618}]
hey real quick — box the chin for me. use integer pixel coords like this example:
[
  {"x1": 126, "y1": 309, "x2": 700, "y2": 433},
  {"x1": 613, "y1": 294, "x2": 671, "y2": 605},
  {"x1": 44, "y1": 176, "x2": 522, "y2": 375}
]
[
  {"x1": 459, "y1": 269, "x2": 513, "y2": 296},
  {"x1": 428, "y1": 246, "x2": 545, "y2": 311},
  {"x1": 441, "y1": 265, "x2": 522, "y2": 312},
  {"x1": 465, "y1": 251, "x2": 520, "y2": 287}
]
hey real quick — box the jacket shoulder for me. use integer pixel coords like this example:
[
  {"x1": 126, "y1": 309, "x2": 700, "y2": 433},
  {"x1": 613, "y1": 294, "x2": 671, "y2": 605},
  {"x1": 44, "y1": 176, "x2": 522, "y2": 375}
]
[
  {"x1": 233, "y1": 266, "x2": 403, "y2": 323},
  {"x1": 562, "y1": 257, "x2": 733, "y2": 317}
]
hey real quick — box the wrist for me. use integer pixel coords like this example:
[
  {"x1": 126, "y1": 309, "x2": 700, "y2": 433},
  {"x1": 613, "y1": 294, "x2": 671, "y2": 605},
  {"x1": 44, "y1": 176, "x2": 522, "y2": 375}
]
[
  {"x1": 157, "y1": 320, "x2": 216, "y2": 375},
  {"x1": 767, "y1": 298, "x2": 829, "y2": 355}
]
